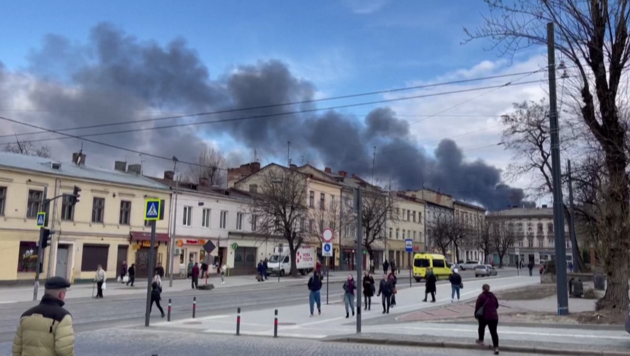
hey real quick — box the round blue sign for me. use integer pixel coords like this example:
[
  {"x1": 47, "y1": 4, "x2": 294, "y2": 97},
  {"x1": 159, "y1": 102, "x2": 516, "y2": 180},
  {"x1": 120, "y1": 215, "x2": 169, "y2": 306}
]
[{"x1": 323, "y1": 243, "x2": 332, "y2": 252}]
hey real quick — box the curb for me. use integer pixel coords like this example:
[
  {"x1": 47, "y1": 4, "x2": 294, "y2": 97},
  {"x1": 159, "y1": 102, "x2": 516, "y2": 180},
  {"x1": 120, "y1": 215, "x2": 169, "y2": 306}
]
[{"x1": 330, "y1": 337, "x2": 630, "y2": 356}]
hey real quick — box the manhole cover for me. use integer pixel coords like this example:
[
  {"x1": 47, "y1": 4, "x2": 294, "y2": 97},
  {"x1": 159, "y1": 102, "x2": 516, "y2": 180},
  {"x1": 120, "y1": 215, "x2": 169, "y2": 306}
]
[
  {"x1": 183, "y1": 321, "x2": 202, "y2": 325},
  {"x1": 276, "y1": 322, "x2": 296, "y2": 326}
]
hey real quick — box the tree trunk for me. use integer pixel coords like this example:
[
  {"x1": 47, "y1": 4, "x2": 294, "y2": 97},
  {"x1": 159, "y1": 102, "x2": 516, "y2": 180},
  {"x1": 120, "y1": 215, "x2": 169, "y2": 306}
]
[
  {"x1": 287, "y1": 238, "x2": 299, "y2": 277},
  {"x1": 599, "y1": 244, "x2": 629, "y2": 310}
]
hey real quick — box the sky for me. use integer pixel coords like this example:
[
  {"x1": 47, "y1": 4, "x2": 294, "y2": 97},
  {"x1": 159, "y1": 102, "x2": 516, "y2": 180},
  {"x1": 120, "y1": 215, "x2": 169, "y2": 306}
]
[{"x1": 0, "y1": 0, "x2": 553, "y2": 210}]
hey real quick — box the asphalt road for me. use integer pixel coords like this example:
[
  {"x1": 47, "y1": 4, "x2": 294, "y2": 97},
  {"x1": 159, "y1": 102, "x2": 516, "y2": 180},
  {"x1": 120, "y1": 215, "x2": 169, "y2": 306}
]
[
  {"x1": 0, "y1": 327, "x2": 528, "y2": 356},
  {"x1": 0, "y1": 269, "x2": 517, "y2": 343}
]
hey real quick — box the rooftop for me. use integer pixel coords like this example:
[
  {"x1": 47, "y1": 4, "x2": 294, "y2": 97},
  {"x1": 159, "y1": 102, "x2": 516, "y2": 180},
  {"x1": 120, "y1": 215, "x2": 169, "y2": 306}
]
[
  {"x1": 0, "y1": 152, "x2": 169, "y2": 190},
  {"x1": 487, "y1": 207, "x2": 553, "y2": 218}
]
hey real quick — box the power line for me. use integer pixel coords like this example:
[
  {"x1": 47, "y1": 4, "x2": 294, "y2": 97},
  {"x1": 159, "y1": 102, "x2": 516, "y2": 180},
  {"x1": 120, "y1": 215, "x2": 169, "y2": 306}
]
[
  {"x1": 0, "y1": 68, "x2": 548, "y2": 140},
  {"x1": 0, "y1": 80, "x2": 543, "y2": 146}
]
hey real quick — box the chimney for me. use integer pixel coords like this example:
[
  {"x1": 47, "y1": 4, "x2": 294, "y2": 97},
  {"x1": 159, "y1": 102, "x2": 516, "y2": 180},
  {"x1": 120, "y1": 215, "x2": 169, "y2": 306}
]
[
  {"x1": 325, "y1": 167, "x2": 332, "y2": 173},
  {"x1": 290, "y1": 164, "x2": 297, "y2": 170},
  {"x1": 164, "y1": 171, "x2": 175, "y2": 180},
  {"x1": 114, "y1": 161, "x2": 127, "y2": 172},
  {"x1": 72, "y1": 152, "x2": 86, "y2": 166},
  {"x1": 339, "y1": 170, "x2": 347, "y2": 177},
  {"x1": 127, "y1": 164, "x2": 142, "y2": 175},
  {"x1": 251, "y1": 162, "x2": 261, "y2": 172},
  {"x1": 199, "y1": 177, "x2": 209, "y2": 186}
]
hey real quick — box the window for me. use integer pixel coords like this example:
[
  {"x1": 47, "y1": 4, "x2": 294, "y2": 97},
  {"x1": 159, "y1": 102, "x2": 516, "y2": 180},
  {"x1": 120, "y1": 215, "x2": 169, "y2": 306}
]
[
  {"x1": 414, "y1": 258, "x2": 430, "y2": 268},
  {"x1": 249, "y1": 184, "x2": 258, "y2": 193},
  {"x1": 330, "y1": 195, "x2": 335, "y2": 210},
  {"x1": 389, "y1": 228, "x2": 392, "y2": 239},
  {"x1": 309, "y1": 191, "x2": 314, "y2": 207},
  {"x1": 251, "y1": 215, "x2": 258, "y2": 231},
  {"x1": 566, "y1": 240, "x2": 571, "y2": 248},
  {"x1": 236, "y1": 212, "x2": 244, "y2": 230},
  {"x1": 144, "y1": 219, "x2": 151, "y2": 227},
  {"x1": 412, "y1": 211, "x2": 416, "y2": 222},
  {"x1": 407, "y1": 210, "x2": 411, "y2": 221},
  {"x1": 402, "y1": 209, "x2": 406, "y2": 220},
  {"x1": 402, "y1": 230, "x2": 406, "y2": 239},
  {"x1": 220, "y1": 210, "x2": 228, "y2": 229},
  {"x1": 17, "y1": 241, "x2": 38, "y2": 272},
  {"x1": 547, "y1": 223, "x2": 554, "y2": 233},
  {"x1": 418, "y1": 212, "x2": 422, "y2": 223},
  {"x1": 61, "y1": 194, "x2": 75, "y2": 221},
  {"x1": 183, "y1": 206, "x2": 192, "y2": 226},
  {"x1": 92, "y1": 197, "x2": 105, "y2": 223},
  {"x1": 26, "y1": 190, "x2": 43, "y2": 218},
  {"x1": 319, "y1": 219, "x2": 324, "y2": 233},
  {"x1": 548, "y1": 238, "x2": 554, "y2": 247},
  {"x1": 330, "y1": 220, "x2": 336, "y2": 231},
  {"x1": 300, "y1": 218, "x2": 305, "y2": 232},
  {"x1": 432, "y1": 259, "x2": 446, "y2": 268},
  {"x1": 396, "y1": 229, "x2": 399, "y2": 239},
  {"x1": 537, "y1": 223, "x2": 543, "y2": 233},
  {"x1": 528, "y1": 238, "x2": 533, "y2": 247},
  {"x1": 320, "y1": 193, "x2": 325, "y2": 210},
  {"x1": 518, "y1": 240, "x2": 523, "y2": 247},
  {"x1": 119, "y1": 200, "x2": 131, "y2": 225},
  {"x1": 202, "y1": 208, "x2": 211, "y2": 228},
  {"x1": 0, "y1": 187, "x2": 5, "y2": 215},
  {"x1": 413, "y1": 231, "x2": 417, "y2": 240},
  {"x1": 538, "y1": 238, "x2": 544, "y2": 248},
  {"x1": 309, "y1": 219, "x2": 314, "y2": 233}
]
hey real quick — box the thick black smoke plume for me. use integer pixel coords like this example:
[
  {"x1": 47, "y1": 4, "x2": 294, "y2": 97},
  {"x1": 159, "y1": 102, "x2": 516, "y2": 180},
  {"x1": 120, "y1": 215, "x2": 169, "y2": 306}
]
[{"x1": 0, "y1": 23, "x2": 528, "y2": 211}]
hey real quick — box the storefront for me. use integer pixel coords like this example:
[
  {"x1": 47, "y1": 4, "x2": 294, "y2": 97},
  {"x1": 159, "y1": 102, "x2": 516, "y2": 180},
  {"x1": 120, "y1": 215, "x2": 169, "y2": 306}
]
[{"x1": 129, "y1": 232, "x2": 170, "y2": 278}]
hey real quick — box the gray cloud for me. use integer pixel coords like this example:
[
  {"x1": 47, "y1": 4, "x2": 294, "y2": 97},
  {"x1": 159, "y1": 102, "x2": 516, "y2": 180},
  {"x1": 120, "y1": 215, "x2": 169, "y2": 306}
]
[{"x1": 0, "y1": 23, "x2": 528, "y2": 210}]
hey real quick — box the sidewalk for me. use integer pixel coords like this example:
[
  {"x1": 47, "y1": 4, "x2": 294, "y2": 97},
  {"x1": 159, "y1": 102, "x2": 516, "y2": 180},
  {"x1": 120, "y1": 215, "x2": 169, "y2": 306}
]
[{"x1": 0, "y1": 271, "x2": 351, "y2": 303}]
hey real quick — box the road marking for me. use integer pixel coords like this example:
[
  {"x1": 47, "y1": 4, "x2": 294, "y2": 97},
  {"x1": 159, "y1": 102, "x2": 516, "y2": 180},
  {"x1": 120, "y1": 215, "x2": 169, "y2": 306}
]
[
  {"x1": 397, "y1": 325, "x2": 629, "y2": 340},
  {"x1": 202, "y1": 328, "x2": 327, "y2": 339}
]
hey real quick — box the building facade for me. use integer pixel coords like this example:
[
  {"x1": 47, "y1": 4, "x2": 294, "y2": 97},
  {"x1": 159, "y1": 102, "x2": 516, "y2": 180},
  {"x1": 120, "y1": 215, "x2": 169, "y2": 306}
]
[
  {"x1": 0, "y1": 152, "x2": 171, "y2": 283},
  {"x1": 486, "y1": 207, "x2": 572, "y2": 266},
  {"x1": 453, "y1": 200, "x2": 487, "y2": 263},
  {"x1": 405, "y1": 189, "x2": 455, "y2": 260},
  {"x1": 387, "y1": 193, "x2": 425, "y2": 270}
]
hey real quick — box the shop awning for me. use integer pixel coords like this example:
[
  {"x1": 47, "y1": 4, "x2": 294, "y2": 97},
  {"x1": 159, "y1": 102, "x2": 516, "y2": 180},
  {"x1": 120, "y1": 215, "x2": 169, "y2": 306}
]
[{"x1": 129, "y1": 231, "x2": 170, "y2": 243}]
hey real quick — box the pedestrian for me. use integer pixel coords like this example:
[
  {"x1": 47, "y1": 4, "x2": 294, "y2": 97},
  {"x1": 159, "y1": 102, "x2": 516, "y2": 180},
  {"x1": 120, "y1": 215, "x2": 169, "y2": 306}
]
[
  {"x1": 126, "y1": 264, "x2": 135, "y2": 287},
  {"x1": 150, "y1": 281, "x2": 166, "y2": 318},
  {"x1": 191, "y1": 262, "x2": 200, "y2": 289},
  {"x1": 220, "y1": 264, "x2": 227, "y2": 284},
  {"x1": 307, "y1": 271, "x2": 322, "y2": 316},
  {"x1": 200, "y1": 261, "x2": 208, "y2": 279},
  {"x1": 475, "y1": 284, "x2": 500, "y2": 355},
  {"x1": 155, "y1": 262, "x2": 165, "y2": 279},
  {"x1": 152, "y1": 273, "x2": 162, "y2": 291},
  {"x1": 342, "y1": 275, "x2": 356, "y2": 318},
  {"x1": 119, "y1": 260, "x2": 127, "y2": 284},
  {"x1": 263, "y1": 258, "x2": 269, "y2": 280},
  {"x1": 390, "y1": 260, "x2": 397, "y2": 274},
  {"x1": 520, "y1": 260, "x2": 524, "y2": 270},
  {"x1": 383, "y1": 259, "x2": 389, "y2": 275},
  {"x1": 362, "y1": 271, "x2": 375, "y2": 311},
  {"x1": 527, "y1": 261, "x2": 534, "y2": 276},
  {"x1": 370, "y1": 259, "x2": 375, "y2": 274},
  {"x1": 316, "y1": 259, "x2": 322, "y2": 274},
  {"x1": 388, "y1": 270, "x2": 398, "y2": 307},
  {"x1": 449, "y1": 268, "x2": 462, "y2": 303},
  {"x1": 377, "y1": 274, "x2": 392, "y2": 314},
  {"x1": 12, "y1": 276, "x2": 74, "y2": 356},
  {"x1": 187, "y1": 258, "x2": 194, "y2": 279},
  {"x1": 423, "y1": 267, "x2": 437, "y2": 303},
  {"x1": 94, "y1": 264, "x2": 106, "y2": 299},
  {"x1": 257, "y1": 260, "x2": 264, "y2": 282}
]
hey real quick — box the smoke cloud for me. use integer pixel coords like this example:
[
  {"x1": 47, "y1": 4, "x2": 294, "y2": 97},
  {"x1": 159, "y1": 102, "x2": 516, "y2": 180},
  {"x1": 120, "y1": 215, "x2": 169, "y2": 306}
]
[{"x1": 0, "y1": 23, "x2": 528, "y2": 211}]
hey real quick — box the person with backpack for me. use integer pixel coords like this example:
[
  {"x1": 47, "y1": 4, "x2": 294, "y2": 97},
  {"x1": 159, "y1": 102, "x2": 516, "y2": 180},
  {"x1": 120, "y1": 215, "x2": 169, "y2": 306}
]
[
  {"x1": 307, "y1": 271, "x2": 322, "y2": 316},
  {"x1": 376, "y1": 274, "x2": 393, "y2": 314},
  {"x1": 475, "y1": 284, "x2": 500, "y2": 355}
]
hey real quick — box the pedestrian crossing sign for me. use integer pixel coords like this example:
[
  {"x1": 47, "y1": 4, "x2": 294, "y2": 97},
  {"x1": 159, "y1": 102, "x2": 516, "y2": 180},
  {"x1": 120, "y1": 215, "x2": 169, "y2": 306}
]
[
  {"x1": 36, "y1": 212, "x2": 46, "y2": 227},
  {"x1": 144, "y1": 199, "x2": 161, "y2": 221}
]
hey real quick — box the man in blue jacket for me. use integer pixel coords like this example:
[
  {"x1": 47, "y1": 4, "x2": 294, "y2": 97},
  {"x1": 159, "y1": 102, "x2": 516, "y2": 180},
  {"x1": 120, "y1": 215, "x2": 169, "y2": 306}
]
[{"x1": 307, "y1": 271, "x2": 322, "y2": 316}]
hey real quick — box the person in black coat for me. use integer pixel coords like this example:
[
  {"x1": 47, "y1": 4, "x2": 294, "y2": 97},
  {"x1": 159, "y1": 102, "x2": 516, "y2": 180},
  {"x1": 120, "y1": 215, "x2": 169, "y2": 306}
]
[
  {"x1": 150, "y1": 281, "x2": 165, "y2": 318},
  {"x1": 423, "y1": 268, "x2": 437, "y2": 302},
  {"x1": 377, "y1": 274, "x2": 393, "y2": 314},
  {"x1": 155, "y1": 262, "x2": 165, "y2": 279},
  {"x1": 388, "y1": 271, "x2": 398, "y2": 307},
  {"x1": 126, "y1": 264, "x2": 135, "y2": 287},
  {"x1": 362, "y1": 271, "x2": 375, "y2": 311}
]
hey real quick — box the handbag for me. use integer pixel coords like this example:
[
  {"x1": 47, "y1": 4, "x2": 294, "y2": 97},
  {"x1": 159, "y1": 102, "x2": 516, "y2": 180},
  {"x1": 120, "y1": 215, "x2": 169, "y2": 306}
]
[
  {"x1": 102, "y1": 281, "x2": 107, "y2": 290},
  {"x1": 475, "y1": 298, "x2": 488, "y2": 319},
  {"x1": 460, "y1": 282, "x2": 464, "y2": 289}
]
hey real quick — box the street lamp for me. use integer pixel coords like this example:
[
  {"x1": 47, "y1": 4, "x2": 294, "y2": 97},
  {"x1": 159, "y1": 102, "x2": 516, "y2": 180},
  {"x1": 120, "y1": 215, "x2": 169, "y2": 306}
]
[{"x1": 168, "y1": 156, "x2": 179, "y2": 288}]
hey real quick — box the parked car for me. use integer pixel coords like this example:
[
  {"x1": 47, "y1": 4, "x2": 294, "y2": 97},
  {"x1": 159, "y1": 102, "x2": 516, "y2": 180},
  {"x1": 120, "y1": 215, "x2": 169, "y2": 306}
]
[
  {"x1": 475, "y1": 264, "x2": 498, "y2": 277},
  {"x1": 459, "y1": 261, "x2": 480, "y2": 270}
]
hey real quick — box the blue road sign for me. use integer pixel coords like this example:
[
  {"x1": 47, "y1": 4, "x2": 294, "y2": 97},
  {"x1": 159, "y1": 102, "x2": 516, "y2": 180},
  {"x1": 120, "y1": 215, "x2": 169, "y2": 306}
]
[
  {"x1": 322, "y1": 242, "x2": 333, "y2": 257},
  {"x1": 36, "y1": 212, "x2": 46, "y2": 227},
  {"x1": 405, "y1": 238, "x2": 413, "y2": 252},
  {"x1": 144, "y1": 199, "x2": 161, "y2": 221}
]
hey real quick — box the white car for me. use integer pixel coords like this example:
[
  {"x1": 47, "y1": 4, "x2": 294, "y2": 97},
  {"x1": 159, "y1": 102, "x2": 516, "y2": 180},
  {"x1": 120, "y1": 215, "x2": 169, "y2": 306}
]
[
  {"x1": 459, "y1": 261, "x2": 480, "y2": 271},
  {"x1": 475, "y1": 265, "x2": 498, "y2": 277}
]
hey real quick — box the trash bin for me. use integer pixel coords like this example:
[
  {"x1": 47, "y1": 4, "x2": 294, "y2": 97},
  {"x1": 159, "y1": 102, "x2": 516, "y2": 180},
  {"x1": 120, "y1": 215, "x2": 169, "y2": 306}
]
[
  {"x1": 569, "y1": 278, "x2": 583, "y2": 297},
  {"x1": 594, "y1": 273, "x2": 606, "y2": 290}
]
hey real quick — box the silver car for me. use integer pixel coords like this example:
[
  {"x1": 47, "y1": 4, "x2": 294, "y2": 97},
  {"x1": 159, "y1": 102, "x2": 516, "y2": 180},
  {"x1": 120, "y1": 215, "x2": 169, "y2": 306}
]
[
  {"x1": 475, "y1": 264, "x2": 498, "y2": 277},
  {"x1": 459, "y1": 261, "x2": 480, "y2": 270}
]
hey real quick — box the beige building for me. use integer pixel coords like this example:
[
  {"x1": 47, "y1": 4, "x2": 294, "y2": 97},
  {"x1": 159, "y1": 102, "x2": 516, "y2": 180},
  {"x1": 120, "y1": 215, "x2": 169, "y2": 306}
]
[
  {"x1": 453, "y1": 200, "x2": 486, "y2": 263},
  {"x1": 386, "y1": 193, "x2": 425, "y2": 270},
  {"x1": 0, "y1": 152, "x2": 171, "y2": 283}
]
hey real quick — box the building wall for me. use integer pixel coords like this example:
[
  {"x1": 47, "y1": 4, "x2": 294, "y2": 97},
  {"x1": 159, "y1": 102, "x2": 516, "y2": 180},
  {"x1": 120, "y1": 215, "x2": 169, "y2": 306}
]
[
  {"x1": 0, "y1": 168, "x2": 170, "y2": 282},
  {"x1": 454, "y1": 201, "x2": 486, "y2": 263}
]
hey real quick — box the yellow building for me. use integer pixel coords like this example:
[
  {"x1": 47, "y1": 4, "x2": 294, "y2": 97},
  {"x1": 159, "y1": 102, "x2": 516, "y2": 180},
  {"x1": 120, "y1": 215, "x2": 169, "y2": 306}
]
[
  {"x1": 0, "y1": 152, "x2": 171, "y2": 283},
  {"x1": 386, "y1": 193, "x2": 426, "y2": 270},
  {"x1": 454, "y1": 200, "x2": 487, "y2": 263}
]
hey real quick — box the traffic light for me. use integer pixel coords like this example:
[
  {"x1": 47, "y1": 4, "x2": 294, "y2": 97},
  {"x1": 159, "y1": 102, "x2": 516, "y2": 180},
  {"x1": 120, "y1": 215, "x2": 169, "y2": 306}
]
[
  {"x1": 39, "y1": 228, "x2": 51, "y2": 249},
  {"x1": 71, "y1": 185, "x2": 81, "y2": 206}
]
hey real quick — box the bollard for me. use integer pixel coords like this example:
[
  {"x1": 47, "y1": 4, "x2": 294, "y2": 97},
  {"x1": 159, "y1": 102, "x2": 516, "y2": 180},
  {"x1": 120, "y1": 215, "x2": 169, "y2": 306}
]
[
  {"x1": 273, "y1": 309, "x2": 278, "y2": 338},
  {"x1": 192, "y1": 297, "x2": 196, "y2": 319},
  {"x1": 167, "y1": 298, "x2": 171, "y2": 322},
  {"x1": 236, "y1": 307, "x2": 241, "y2": 336}
]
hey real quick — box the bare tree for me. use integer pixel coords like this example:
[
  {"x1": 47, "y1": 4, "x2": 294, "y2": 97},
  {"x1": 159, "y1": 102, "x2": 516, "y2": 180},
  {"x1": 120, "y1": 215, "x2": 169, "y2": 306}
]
[
  {"x1": 490, "y1": 221, "x2": 516, "y2": 268},
  {"x1": 467, "y1": 0, "x2": 630, "y2": 310},
  {"x1": 4, "y1": 139, "x2": 51, "y2": 158},
  {"x1": 187, "y1": 147, "x2": 226, "y2": 187},
  {"x1": 431, "y1": 216, "x2": 453, "y2": 257},
  {"x1": 245, "y1": 167, "x2": 308, "y2": 277},
  {"x1": 361, "y1": 188, "x2": 397, "y2": 264},
  {"x1": 476, "y1": 221, "x2": 493, "y2": 264},
  {"x1": 500, "y1": 99, "x2": 586, "y2": 271},
  {"x1": 445, "y1": 218, "x2": 473, "y2": 263}
]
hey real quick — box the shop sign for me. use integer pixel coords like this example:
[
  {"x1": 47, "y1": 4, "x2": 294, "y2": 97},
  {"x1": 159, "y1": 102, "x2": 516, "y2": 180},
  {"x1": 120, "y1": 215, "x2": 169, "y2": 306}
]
[
  {"x1": 178, "y1": 239, "x2": 207, "y2": 245},
  {"x1": 231, "y1": 243, "x2": 239, "y2": 250}
]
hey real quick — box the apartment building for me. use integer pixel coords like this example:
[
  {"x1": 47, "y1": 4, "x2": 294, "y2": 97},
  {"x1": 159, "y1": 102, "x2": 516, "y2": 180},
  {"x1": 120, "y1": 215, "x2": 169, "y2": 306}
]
[
  {"x1": 404, "y1": 188, "x2": 455, "y2": 259},
  {"x1": 453, "y1": 200, "x2": 487, "y2": 263},
  {"x1": 0, "y1": 152, "x2": 171, "y2": 282},
  {"x1": 387, "y1": 193, "x2": 425, "y2": 269}
]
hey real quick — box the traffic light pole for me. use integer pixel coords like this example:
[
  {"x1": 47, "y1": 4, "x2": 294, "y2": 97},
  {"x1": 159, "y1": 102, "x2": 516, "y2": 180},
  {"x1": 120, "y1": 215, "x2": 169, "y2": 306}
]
[{"x1": 33, "y1": 186, "x2": 48, "y2": 301}]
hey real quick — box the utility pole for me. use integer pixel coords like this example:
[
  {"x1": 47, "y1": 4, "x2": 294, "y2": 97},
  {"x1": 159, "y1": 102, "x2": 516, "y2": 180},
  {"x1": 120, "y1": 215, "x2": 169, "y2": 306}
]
[
  {"x1": 46, "y1": 179, "x2": 60, "y2": 278},
  {"x1": 287, "y1": 141, "x2": 291, "y2": 166},
  {"x1": 567, "y1": 160, "x2": 580, "y2": 273},
  {"x1": 33, "y1": 186, "x2": 48, "y2": 301},
  {"x1": 354, "y1": 188, "x2": 363, "y2": 333},
  {"x1": 547, "y1": 22, "x2": 569, "y2": 315},
  {"x1": 168, "y1": 158, "x2": 179, "y2": 288}
]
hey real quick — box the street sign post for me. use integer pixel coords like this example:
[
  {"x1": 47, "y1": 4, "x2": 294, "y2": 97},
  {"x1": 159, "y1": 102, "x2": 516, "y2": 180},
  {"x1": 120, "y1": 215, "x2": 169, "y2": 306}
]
[
  {"x1": 203, "y1": 240, "x2": 216, "y2": 254},
  {"x1": 322, "y1": 242, "x2": 333, "y2": 257},
  {"x1": 36, "y1": 213, "x2": 46, "y2": 227},
  {"x1": 405, "y1": 239, "x2": 413, "y2": 287},
  {"x1": 322, "y1": 228, "x2": 333, "y2": 243},
  {"x1": 144, "y1": 199, "x2": 161, "y2": 327}
]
